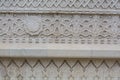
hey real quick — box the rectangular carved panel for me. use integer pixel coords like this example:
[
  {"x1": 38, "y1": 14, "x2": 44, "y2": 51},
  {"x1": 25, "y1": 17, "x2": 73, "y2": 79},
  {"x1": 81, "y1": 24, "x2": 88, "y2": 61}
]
[{"x1": 0, "y1": 13, "x2": 120, "y2": 44}]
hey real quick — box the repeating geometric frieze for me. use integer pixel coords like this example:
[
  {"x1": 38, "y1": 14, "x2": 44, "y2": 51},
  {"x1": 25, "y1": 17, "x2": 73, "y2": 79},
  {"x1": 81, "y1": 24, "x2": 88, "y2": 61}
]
[
  {"x1": 0, "y1": 13, "x2": 120, "y2": 44},
  {"x1": 0, "y1": 58, "x2": 120, "y2": 80},
  {"x1": 0, "y1": 0, "x2": 120, "y2": 13}
]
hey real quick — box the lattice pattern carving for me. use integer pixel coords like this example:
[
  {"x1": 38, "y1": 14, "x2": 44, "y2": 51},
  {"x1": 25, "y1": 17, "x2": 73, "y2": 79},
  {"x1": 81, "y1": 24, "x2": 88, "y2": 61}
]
[
  {"x1": 0, "y1": 0, "x2": 120, "y2": 13},
  {"x1": 0, "y1": 13, "x2": 120, "y2": 44},
  {"x1": 0, "y1": 58, "x2": 120, "y2": 80}
]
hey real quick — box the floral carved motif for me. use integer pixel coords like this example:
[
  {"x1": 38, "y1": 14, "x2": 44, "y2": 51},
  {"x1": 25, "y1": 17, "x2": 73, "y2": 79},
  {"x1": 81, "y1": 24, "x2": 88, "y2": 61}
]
[{"x1": 0, "y1": 14, "x2": 120, "y2": 44}]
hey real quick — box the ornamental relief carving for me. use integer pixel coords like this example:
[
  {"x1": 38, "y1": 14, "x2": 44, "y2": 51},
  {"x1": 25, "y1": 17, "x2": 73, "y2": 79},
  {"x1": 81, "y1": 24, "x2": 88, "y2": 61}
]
[
  {"x1": 0, "y1": 58, "x2": 120, "y2": 80},
  {"x1": 0, "y1": 0, "x2": 120, "y2": 13},
  {"x1": 0, "y1": 13, "x2": 120, "y2": 44}
]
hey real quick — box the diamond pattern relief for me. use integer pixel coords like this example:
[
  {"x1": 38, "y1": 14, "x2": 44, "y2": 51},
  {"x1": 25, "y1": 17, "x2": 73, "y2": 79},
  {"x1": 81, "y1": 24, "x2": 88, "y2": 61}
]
[{"x1": 0, "y1": 0, "x2": 120, "y2": 12}]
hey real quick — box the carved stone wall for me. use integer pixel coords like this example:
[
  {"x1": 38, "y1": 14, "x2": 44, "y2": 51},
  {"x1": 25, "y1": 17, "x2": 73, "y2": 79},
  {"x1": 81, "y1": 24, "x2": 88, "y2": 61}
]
[{"x1": 0, "y1": 0, "x2": 120, "y2": 80}]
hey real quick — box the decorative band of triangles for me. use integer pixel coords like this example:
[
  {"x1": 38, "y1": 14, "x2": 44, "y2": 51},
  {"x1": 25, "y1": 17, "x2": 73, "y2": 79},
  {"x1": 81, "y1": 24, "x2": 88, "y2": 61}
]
[{"x1": 0, "y1": 58, "x2": 120, "y2": 80}]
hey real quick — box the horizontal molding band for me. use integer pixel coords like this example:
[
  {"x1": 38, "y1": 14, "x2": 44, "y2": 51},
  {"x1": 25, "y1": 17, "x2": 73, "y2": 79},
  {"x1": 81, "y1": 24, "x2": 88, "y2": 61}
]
[
  {"x1": 0, "y1": 10, "x2": 120, "y2": 15},
  {"x1": 0, "y1": 49, "x2": 120, "y2": 58},
  {"x1": 0, "y1": 43, "x2": 120, "y2": 58},
  {"x1": 0, "y1": 0, "x2": 120, "y2": 15}
]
